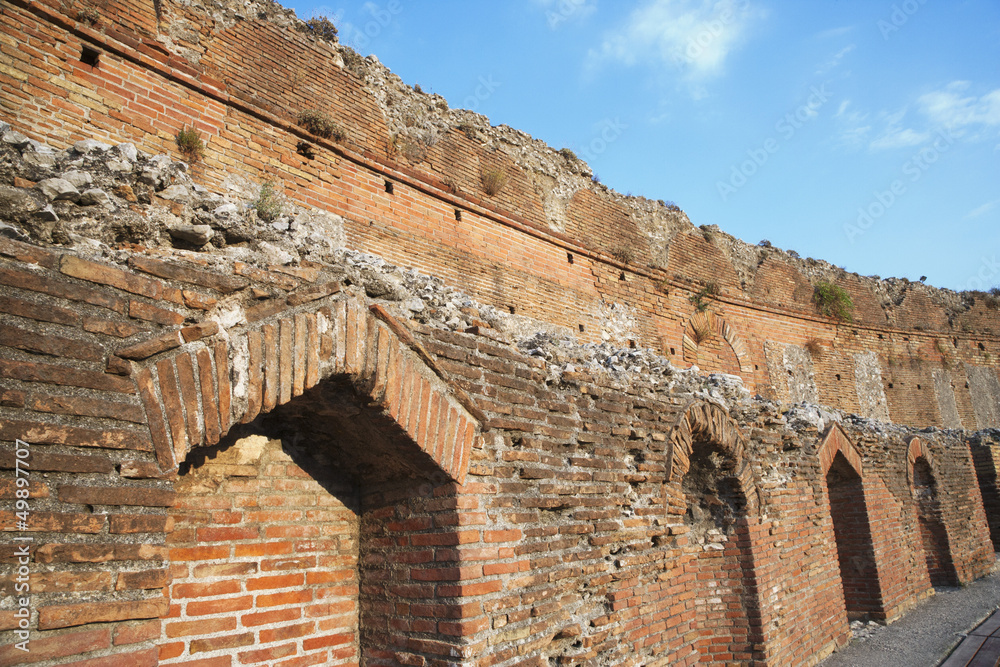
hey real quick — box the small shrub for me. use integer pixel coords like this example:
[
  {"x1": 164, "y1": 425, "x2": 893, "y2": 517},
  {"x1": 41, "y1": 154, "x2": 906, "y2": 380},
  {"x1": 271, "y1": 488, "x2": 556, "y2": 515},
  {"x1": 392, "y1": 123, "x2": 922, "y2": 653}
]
[
  {"x1": 176, "y1": 126, "x2": 204, "y2": 163},
  {"x1": 699, "y1": 226, "x2": 714, "y2": 243},
  {"x1": 690, "y1": 315, "x2": 713, "y2": 345},
  {"x1": 252, "y1": 181, "x2": 284, "y2": 222},
  {"x1": 591, "y1": 173, "x2": 601, "y2": 184},
  {"x1": 812, "y1": 281, "x2": 853, "y2": 321},
  {"x1": 985, "y1": 287, "x2": 1000, "y2": 310},
  {"x1": 662, "y1": 200, "x2": 681, "y2": 213},
  {"x1": 558, "y1": 147, "x2": 577, "y2": 161},
  {"x1": 611, "y1": 246, "x2": 635, "y2": 265},
  {"x1": 788, "y1": 250, "x2": 800, "y2": 259},
  {"x1": 413, "y1": 83, "x2": 424, "y2": 94},
  {"x1": 481, "y1": 168, "x2": 508, "y2": 197},
  {"x1": 758, "y1": 239, "x2": 771, "y2": 247},
  {"x1": 804, "y1": 338, "x2": 823, "y2": 358},
  {"x1": 298, "y1": 16, "x2": 338, "y2": 41},
  {"x1": 689, "y1": 282, "x2": 718, "y2": 313},
  {"x1": 297, "y1": 109, "x2": 345, "y2": 141}
]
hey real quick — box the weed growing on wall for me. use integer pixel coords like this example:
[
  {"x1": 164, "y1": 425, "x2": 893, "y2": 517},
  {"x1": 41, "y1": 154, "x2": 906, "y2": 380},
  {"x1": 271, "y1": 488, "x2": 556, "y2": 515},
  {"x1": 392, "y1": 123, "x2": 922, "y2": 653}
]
[
  {"x1": 804, "y1": 338, "x2": 823, "y2": 358},
  {"x1": 298, "y1": 16, "x2": 338, "y2": 42},
  {"x1": 481, "y1": 168, "x2": 508, "y2": 197},
  {"x1": 813, "y1": 281, "x2": 854, "y2": 321},
  {"x1": 252, "y1": 181, "x2": 284, "y2": 222},
  {"x1": 297, "y1": 110, "x2": 345, "y2": 141},
  {"x1": 689, "y1": 282, "x2": 719, "y2": 313},
  {"x1": 611, "y1": 246, "x2": 635, "y2": 265},
  {"x1": 176, "y1": 126, "x2": 205, "y2": 163}
]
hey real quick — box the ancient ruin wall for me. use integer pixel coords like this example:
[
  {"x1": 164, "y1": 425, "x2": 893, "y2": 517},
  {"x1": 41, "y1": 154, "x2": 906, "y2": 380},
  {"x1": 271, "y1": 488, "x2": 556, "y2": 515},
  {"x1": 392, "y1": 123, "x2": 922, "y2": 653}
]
[
  {"x1": 2, "y1": 0, "x2": 1000, "y2": 430},
  {"x1": 0, "y1": 2, "x2": 998, "y2": 667},
  {"x1": 0, "y1": 136, "x2": 992, "y2": 666}
]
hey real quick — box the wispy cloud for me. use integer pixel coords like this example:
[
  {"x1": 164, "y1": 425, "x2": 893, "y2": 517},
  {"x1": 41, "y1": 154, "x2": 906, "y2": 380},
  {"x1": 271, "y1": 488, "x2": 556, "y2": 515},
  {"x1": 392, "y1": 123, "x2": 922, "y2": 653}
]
[
  {"x1": 815, "y1": 44, "x2": 855, "y2": 76},
  {"x1": 869, "y1": 109, "x2": 929, "y2": 150},
  {"x1": 586, "y1": 0, "x2": 761, "y2": 87},
  {"x1": 966, "y1": 199, "x2": 1000, "y2": 219},
  {"x1": 917, "y1": 81, "x2": 1000, "y2": 137}
]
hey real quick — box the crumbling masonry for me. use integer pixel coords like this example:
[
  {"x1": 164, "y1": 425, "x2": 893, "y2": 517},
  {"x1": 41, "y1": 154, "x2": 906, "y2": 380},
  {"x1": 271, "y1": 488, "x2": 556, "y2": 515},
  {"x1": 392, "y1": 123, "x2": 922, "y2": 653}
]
[{"x1": 0, "y1": 1, "x2": 998, "y2": 666}]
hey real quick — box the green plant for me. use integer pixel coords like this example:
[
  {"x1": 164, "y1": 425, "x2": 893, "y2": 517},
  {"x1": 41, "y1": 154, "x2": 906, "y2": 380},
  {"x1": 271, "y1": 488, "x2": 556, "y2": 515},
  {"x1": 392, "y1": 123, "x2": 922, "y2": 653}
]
[
  {"x1": 176, "y1": 126, "x2": 204, "y2": 163},
  {"x1": 690, "y1": 314, "x2": 713, "y2": 345},
  {"x1": 812, "y1": 281, "x2": 853, "y2": 321},
  {"x1": 663, "y1": 200, "x2": 681, "y2": 213},
  {"x1": 298, "y1": 16, "x2": 338, "y2": 41},
  {"x1": 481, "y1": 168, "x2": 508, "y2": 197},
  {"x1": 558, "y1": 147, "x2": 577, "y2": 161},
  {"x1": 689, "y1": 282, "x2": 718, "y2": 313},
  {"x1": 699, "y1": 225, "x2": 714, "y2": 243},
  {"x1": 297, "y1": 109, "x2": 345, "y2": 141},
  {"x1": 252, "y1": 181, "x2": 284, "y2": 222}
]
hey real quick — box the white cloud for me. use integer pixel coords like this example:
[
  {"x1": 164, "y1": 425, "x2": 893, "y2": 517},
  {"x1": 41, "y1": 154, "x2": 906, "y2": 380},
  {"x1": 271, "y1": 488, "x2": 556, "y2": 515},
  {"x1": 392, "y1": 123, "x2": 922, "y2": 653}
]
[
  {"x1": 815, "y1": 44, "x2": 855, "y2": 76},
  {"x1": 918, "y1": 81, "x2": 1000, "y2": 136},
  {"x1": 867, "y1": 108, "x2": 929, "y2": 151},
  {"x1": 586, "y1": 0, "x2": 761, "y2": 84},
  {"x1": 966, "y1": 199, "x2": 1000, "y2": 219}
]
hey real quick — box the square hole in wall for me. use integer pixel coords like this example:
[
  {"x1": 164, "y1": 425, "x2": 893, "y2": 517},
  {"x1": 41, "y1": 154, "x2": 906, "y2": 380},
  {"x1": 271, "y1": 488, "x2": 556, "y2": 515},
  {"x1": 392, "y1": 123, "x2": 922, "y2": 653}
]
[
  {"x1": 454, "y1": 209, "x2": 462, "y2": 221},
  {"x1": 578, "y1": 324, "x2": 585, "y2": 332},
  {"x1": 508, "y1": 305, "x2": 516, "y2": 315},
  {"x1": 81, "y1": 45, "x2": 100, "y2": 68},
  {"x1": 384, "y1": 180, "x2": 394, "y2": 194},
  {"x1": 567, "y1": 253, "x2": 574, "y2": 264}
]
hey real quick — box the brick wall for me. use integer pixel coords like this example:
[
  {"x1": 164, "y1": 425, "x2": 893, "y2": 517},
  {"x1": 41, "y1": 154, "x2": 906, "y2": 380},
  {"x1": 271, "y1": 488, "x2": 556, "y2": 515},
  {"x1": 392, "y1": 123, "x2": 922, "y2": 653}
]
[
  {"x1": 3, "y1": 0, "x2": 1000, "y2": 431},
  {"x1": 0, "y1": 2, "x2": 998, "y2": 666}
]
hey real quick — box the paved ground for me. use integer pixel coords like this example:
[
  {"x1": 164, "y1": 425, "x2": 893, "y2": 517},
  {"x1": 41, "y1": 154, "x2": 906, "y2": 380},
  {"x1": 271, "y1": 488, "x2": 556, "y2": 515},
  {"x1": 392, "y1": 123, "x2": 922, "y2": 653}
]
[{"x1": 820, "y1": 556, "x2": 1000, "y2": 667}]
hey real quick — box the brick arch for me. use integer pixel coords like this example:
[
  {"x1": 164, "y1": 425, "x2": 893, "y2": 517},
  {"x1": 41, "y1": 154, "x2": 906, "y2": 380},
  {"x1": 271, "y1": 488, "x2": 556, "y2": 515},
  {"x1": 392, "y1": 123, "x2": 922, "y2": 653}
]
[
  {"x1": 668, "y1": 400, "x2": 750, "y2": 488},
  {"x1": 818, "y1": 424, "x2": 864, "y2": 478},
  {"x1": 123, "y1": 292, "x2": 482, "y2": 484},
  {"x1": 681, "y1": 311, "x2": 753, "y2": 375},
  {"x1": 905, "y1": 437, "x2": 934, "y2": 488}
]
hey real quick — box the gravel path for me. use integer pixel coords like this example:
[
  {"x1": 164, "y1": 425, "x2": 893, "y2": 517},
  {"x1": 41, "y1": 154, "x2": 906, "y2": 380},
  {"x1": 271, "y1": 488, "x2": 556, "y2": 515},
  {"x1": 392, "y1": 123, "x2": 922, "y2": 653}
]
[{"x1": 820, "y1": 556, "x2": 1000, "y2": 667}]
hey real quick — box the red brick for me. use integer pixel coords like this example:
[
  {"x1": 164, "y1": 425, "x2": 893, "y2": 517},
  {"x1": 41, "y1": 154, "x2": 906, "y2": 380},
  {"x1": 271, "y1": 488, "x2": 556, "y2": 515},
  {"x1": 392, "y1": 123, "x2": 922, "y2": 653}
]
[
  {"x1": 238, "y1": 642, "x2": 297, "y2": 665},
  {"x1": 190, "y1": 633, "x2": 254, "y2": 654},
  {"x1": 58, "y1": 646, "x2": 158, "y2": 667},
  {"x1": 109, "y1": 514, "x2": 170, "y2": 534},
  {"x1": 175, "y1": 351, "x2": 202, "y2": 447},
  {"x1": 185, "y1": 596, "x2": 253, "y2": 616},
  {"x1": 165, "y1": 616, "x2": 237, "y2": 638},
  {"x1": 38, "y1": 598, "x2": 169, "y2": 629},
  {"x1": 114, "y1": 619, "x2": 161, "y2": 645},
  {"x1": 117, "y1": 331, "x2": 183, "y2": 360},
  {"x1": 60, "y1": 255, "x2": 163, "y2": 299},
  {"x1": 0, "y1": 323, "x2": 102, "y2": 361},
  {"x1": 214, "y1": 340, "x2": 232, "y2": 433},
  {"x1": 129, "y1": 255, "x2": 248, "y2": 293},
  {"x1": 0, "y1": 358, "x2": 133, "y2": 392},
  {"x1": 241, "y1": 607, "x2": 301, "y2": 627},
  {"x1": 0, "y1": 511, "x2": 105, "y2": 533},
  {"x1": 116, "y1": 568, "x2": 170, "y2": 591},
  {"x1": 195, "y1": 348, "x2": 221, "y2": 445},
  {"x1": 59, "y1": 484, "x2": 175, "y2": 507},
  {"x1": 0, "y1": 293, "x2": 80, "y2": 325},
  {"x1": 0, "y1": 625, "x2": 110, "y2": 664}
]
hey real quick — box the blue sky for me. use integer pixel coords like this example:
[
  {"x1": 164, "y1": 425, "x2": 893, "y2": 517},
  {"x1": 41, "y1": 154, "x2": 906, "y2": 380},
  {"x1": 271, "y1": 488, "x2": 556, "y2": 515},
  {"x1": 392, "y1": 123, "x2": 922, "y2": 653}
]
[{"x1": 281, "y1": 0, "x2": 1000, "y2": 292}]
